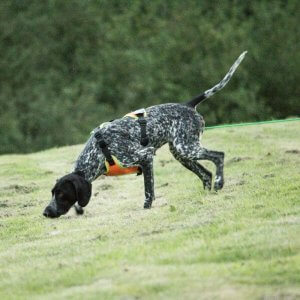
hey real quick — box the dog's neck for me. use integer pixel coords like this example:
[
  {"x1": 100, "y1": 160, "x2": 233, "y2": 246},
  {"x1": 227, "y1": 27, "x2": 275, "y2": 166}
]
[
  {"x1": 74, "y1": 156, "x2": 106, "y2": 182},
  {"x1": 74, "y1": 136, "x2": 107, "y2": 182}
]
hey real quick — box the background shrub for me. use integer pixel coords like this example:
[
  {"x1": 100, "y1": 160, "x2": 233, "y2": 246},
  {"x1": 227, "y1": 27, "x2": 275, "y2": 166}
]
[{"x1": 0, "y1": 0, "x2": 299, "y2": 153}]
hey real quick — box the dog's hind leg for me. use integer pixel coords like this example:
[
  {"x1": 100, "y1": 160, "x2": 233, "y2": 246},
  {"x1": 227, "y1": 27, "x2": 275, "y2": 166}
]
[
  {"x1": 198, "y1": 148, "x2": 224, "y2": 191},
  {"x1": 171, "y1": 140, "x2": 224, "y2": 191},
  {"x1": 169, "y1": 143, "x2": 212, "y2": 190}
]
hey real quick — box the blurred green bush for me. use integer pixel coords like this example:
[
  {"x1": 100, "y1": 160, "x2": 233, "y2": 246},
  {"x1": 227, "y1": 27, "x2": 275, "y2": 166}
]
[{"x1": 0, "y1": 0, "x2": 299, "y2": 153}]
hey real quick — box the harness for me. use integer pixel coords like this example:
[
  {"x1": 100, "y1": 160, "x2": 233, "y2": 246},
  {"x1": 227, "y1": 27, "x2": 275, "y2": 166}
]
[{"x1": 95, "y1": 109, "x2": 148, "y2": 176}]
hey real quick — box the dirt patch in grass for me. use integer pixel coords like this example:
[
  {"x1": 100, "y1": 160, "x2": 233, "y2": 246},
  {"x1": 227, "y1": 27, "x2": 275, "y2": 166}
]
[
  {"x1": 94, "y1": 184, "x2": 113, "y2": 194},
  {"x1": 285, "y1": 149, "x2": 300, "y2": 154},
  {"x1": 226, "y1": 157, "x2": 252, "y2": 165},
  {"x1": 159, "y1": 159, "x2": 174, "y2": 167},
  {"x1": 157, "y1": 183, "x2": 169, "y2": 189},
  {"x1": 1, "y1": 184, "x2": 38, "y2": 194},
  {"x1": 0, "y1": 201, "x2": 8, "y2": 208},
  {"x1": 263, "y1": 174, "x2": 275, "y2": 179}
]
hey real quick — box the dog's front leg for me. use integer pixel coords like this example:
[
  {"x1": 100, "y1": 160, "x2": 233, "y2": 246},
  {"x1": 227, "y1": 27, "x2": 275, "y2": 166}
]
[{"x1": 141, "y1": 159, "x2": 155, "y2": 209}]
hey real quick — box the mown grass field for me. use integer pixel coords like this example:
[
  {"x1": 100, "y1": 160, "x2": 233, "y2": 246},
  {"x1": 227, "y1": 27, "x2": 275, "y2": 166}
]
[{"x1": 0, "y1": 122, "x2": 299, "y2": 299}]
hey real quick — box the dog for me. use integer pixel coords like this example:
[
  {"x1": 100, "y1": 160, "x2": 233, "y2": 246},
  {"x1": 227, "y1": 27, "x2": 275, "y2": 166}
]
[{"x1": 43, "y1": 51, "x2": 247, "y2": 218}]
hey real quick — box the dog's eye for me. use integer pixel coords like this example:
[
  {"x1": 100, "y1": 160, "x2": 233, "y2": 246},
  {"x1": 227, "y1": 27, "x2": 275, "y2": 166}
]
[{"x1": 54, "y1": 190, "x2": 64, "y2": 199}]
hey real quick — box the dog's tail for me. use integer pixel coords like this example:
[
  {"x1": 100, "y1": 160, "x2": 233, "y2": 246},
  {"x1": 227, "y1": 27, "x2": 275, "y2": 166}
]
[{"x1": 186, "y1": 51, "x2": 247, "y2": 108}]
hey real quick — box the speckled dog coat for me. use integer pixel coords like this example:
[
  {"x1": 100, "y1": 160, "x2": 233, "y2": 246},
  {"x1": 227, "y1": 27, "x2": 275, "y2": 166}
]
[{"x1": 74, "y1": 52, "x2": 247, "y2": 208}]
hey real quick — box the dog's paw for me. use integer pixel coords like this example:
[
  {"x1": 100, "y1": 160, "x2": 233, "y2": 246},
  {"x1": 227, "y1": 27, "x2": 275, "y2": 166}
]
[
  {"x1": 143, "y1": 200, "x2": 153, "y2": 209},
  {"x1": 214, "y1": 176, "x2": 224, "y2": 191},
  {"x1": 74, "y1": 204, "x2": 84, "y2": 215}
]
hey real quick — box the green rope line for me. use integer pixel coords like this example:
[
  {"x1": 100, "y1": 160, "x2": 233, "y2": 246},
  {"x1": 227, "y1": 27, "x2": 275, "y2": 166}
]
[{"x1": 206, "y1": 117, "x2": 300, "y2": 130}]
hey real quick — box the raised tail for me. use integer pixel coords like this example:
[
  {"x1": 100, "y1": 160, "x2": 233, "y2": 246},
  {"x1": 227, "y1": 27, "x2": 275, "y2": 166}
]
[{"x1": 186, "y1": 51, "x2": 247, "y2": 108}]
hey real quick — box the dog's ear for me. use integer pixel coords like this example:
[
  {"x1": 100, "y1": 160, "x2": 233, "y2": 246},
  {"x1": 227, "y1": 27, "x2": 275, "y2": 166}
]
[{"x1": 72, "y1": 175, "x2": 92, "y2": 207}]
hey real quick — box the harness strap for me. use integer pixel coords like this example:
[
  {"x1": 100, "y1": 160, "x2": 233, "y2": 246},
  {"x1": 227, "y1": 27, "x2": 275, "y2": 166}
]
[
  {"x1": 95, "y1": 132, "x2": 115, "y2": 166},
  {"x1": 94, "y1": 108, "x2": 148, "y2": 176},
  {"x1": 136, "y1": 113, "x2": 149, "y2": 147}
]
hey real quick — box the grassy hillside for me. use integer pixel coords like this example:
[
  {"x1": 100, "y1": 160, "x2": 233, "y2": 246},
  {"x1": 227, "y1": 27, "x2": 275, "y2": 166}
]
[{"x1": 0, "y1": 122, "x2": 299, "y2": 299}]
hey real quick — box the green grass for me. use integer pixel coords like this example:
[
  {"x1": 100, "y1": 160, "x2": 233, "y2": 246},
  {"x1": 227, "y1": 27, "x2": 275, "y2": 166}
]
[{"x1": 0, "y1": 122, "x2": 300, "y2": 300}]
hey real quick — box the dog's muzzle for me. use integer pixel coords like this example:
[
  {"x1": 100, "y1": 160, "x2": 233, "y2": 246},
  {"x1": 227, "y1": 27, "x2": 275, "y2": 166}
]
[
  {"x1": 43, "y1": 205, "x2": 60, "y2": 218},
  {"x1": 43, "y1": 195, "x2": 61, "y2": 218}
]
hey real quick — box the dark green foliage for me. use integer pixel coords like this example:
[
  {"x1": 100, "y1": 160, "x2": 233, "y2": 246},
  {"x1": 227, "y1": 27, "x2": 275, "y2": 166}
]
[{"x1": 0, "y1": 0, "x2": 299, "y2": 154}]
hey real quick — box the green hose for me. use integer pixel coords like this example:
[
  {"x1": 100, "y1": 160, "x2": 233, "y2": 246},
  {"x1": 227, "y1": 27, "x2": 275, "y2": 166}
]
[{"x1": 206, "y1": 118, "x2": 300, "y2": 130}]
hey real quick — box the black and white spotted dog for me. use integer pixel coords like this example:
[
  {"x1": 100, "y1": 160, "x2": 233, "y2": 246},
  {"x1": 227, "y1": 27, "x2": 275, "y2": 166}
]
[{"x1": 43, "y1": 51, "x2": 247, "y2": 218}]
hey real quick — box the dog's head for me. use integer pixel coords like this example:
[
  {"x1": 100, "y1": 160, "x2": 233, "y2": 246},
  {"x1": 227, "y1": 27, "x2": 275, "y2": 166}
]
[{"x1": 43, "y1": 172, "x2": 92, "y2": 218}]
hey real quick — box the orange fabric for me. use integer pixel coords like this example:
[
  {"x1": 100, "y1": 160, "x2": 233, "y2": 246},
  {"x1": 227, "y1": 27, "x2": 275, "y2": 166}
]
[
  {"x1": 102, "y1": 110, "x2": 146, "y2": 176},
  {"x1": 105, "y1": 164, "x2": 140, "y2": 176}
]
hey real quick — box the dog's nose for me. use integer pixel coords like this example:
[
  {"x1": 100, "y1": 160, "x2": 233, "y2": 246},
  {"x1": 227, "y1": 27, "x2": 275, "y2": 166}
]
[{"x1": 43, "y1": 206, "x2": 57, "y2": 218}]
